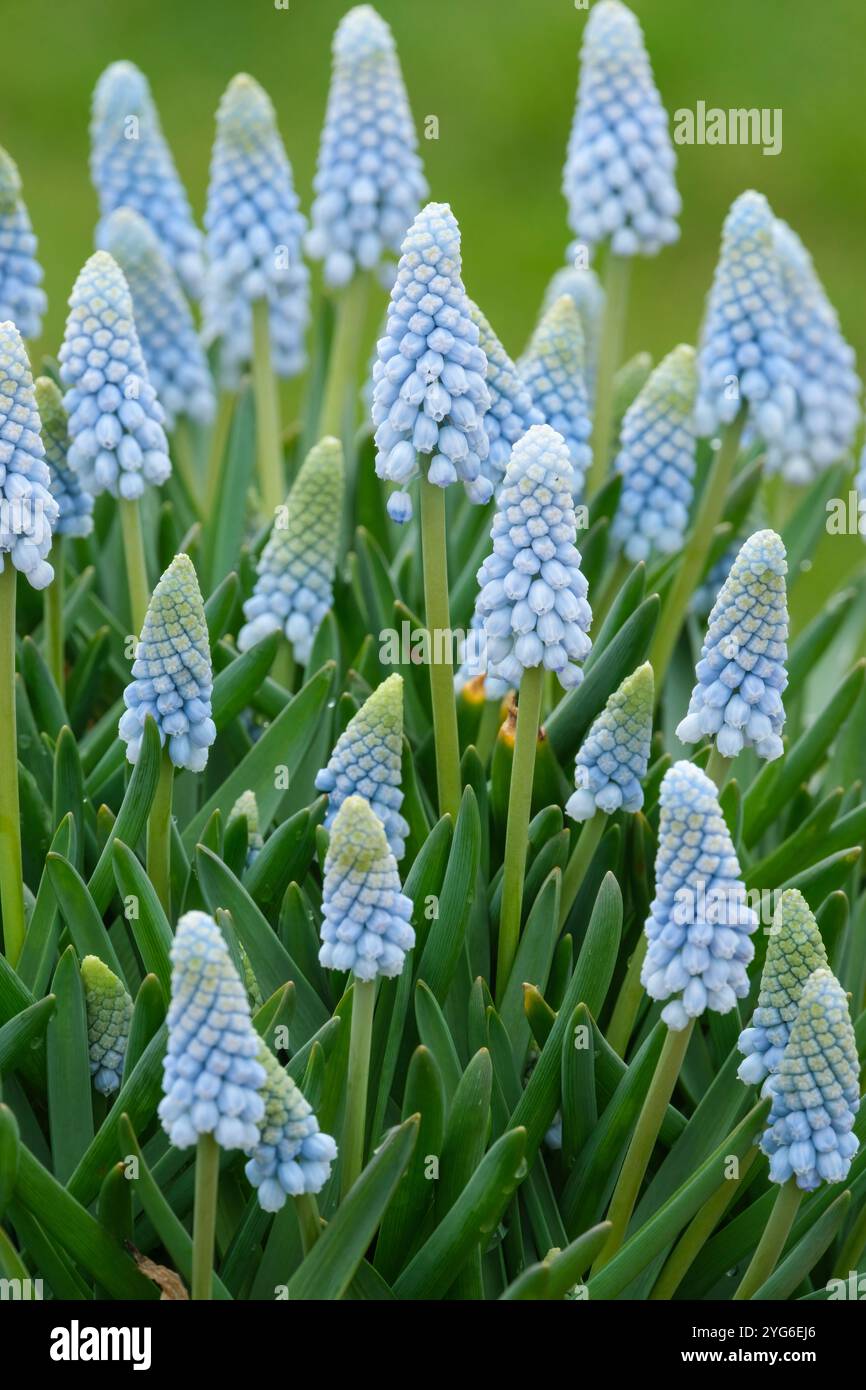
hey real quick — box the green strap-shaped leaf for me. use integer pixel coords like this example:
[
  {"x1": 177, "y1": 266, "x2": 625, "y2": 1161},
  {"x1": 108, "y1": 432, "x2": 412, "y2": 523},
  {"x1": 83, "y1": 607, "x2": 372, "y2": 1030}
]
[
  {"x1": 47, "y1": 854, "x2": 126, "y2": 983},
  {"x1": 374, "y1": 1046, "x2": 445, "y2": 1282},
  {"x1": 87, "y1": 715, "x2": 162, "y2": 914},
  {"x1": 46, "y1": 946, "x2": 93, "y2": 1184},
  {"x1": 111, "y1": 840, "x2": 174, "y2": 996}
]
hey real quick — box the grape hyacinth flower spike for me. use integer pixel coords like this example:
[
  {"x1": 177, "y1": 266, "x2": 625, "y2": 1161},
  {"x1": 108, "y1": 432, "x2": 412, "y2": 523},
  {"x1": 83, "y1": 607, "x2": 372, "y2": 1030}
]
[
  {"x1": 0, "y1": 145, "x2": 46, "y2": 339},
  {"x1": 467, "y1": 299, "x2": 543, "y2": 494},
  {"x1": 90, "y1": 61, "x2": 205, "y2": 299},
  {"x1": 315, "y1": 672, "x2": 408, "y2": 859},
  {"x1": 229, "y1": 790, "x2": 264, "y2": 868},
  {"x1": 520, "y1": 296, "x2": 592, "y2": 496},
  {"x1": 245, "y1": 1045, "x2": 337, "y2": 1215},
  {"x1": 530, "y1": 262, "x2": 605, "y2": 400},
  {"x1": 80, "y1": 955, "x2": 133, "y2": 1096}
]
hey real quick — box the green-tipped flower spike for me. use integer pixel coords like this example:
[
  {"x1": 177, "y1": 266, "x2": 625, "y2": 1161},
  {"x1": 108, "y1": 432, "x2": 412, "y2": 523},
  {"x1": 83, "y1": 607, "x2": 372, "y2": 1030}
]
[
  {"x1": 315, "y1": 673, "x2": 408, "y2": 859},
  {"x1": 520, "y1": 296, "x2": 592, "y2": 494},
  {"x1": 80, "y1": 955, "x2": 133, "y2": 1096},
  {"x1": 245, "y1": 1045, "x2": 338, "y2": 1210},
  {"x1": 237, "y1": 437, "x2": 344, "y2": 664},
  {"x1": 676, "y1": 530, "x2": 788, "y2": 762},
  {"x1": 100, "y1": 208, "x2": 216, "y2": 431},
  {"x1": 566, "y1": 663, "x2": 653, "y2": 820},
  {"x1": 0, "y1": 325, "x2": 59, "y2": 590},
  {"x1": 469, "y1": 299, "x2": 543, "y2": 492},
  {"x1": 34, "y1": 377, "x2": 94, "y2": 539},
  {"x1": 320, "y1": 794, "x2": 415, "y2": 980},
  {"x1": 760, "y1": 968, "x2": 860, "y2": 1190},
  {"x1": 0, "y1": 145, "x2": 46, "y2": 339},
  {"x1": 534, "y1": 263, "x2": 605, "y2": 400},
  {"x1": 738, "y1": 890, "x2": 828, "y2": 1090},
  {"x1": 119, "y1": 553, "x2": 215, "y2": 772},
  {"x1": 229, "y1": 790, "x2": 264, "y2": 867}
]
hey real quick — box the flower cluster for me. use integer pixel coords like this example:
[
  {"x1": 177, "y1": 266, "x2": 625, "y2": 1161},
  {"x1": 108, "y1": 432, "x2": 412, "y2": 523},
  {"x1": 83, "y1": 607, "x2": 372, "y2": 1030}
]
[
  {"x1": 306, "y1": 5, "x2": 427, "y2": 288},
  {"x1": 229, "y1": 790, "x2": 264, "y2": 868},
  {"x1": 566, "y1": 663, "x2": 653, "y2": 820},
  {"x1": 469, "y1": 299, "x2": 543, "y2": 492},
  {"x1": 533, "y1": 263, "x2": 604, "y2": 399},
  {"x1": 244, "y1": 1045, "x2": 337, "y2": 1210},
  {"x1": 520, "y1": 296, "x2": 592, "y2": 495},
  {"x1": 34, "y1": 377, "x2": 94, "y2": 538},
  {"x1": 0, "y1": 144, "x2": 46, "y2": 339},
  {"x1": 320, "y1": 794, "x2": 415, "y2": 980},
  {"x1": 81, "y1": 956, "x2": 133, "y2": 1096},
  {"x1": 316, "y1": 673, "x2": 408, "y2": 860},
  {"x1": 0, "y1": 323, "x2": 58, "y2": 589}
]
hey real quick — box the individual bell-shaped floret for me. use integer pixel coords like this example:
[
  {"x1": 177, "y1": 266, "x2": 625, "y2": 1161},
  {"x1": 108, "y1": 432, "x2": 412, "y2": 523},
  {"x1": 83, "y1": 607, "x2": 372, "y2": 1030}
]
[
  {"x1": 158, "y1": 911, "x2": 267, "y2": 1151},
  {"x1": 0, "y1": 145, "x2": 46, "y2": 339},
  {"x1": 641, "y1": 761, "x2": 759, "y2": 1031},
  {"x1": 760, "y1": 968, "x2": 860, "y2": 1191},
  {"x1": 611, "y1": 344, "x2": 697, "y2": 563},
  {"x1": 245, "y1": 1045, "x2": 337, "y2": 1211},
  {"x1": 81, "y1": 955, "x2": 133, "y2": 1096},
  {"x1": 202, "y1": 74, "x2": 310, "y2": 389},
  {"x1": 306, "y1": 5, "x2": 427, "y2": 288},
  {"x1": 319, "y1": 794, "x2": 415, "y2": 980},
  {"x1": 229, "y1": 790, "x2": 264, "y2": 868},
  {"x1": 737, "y1": 890, "x2": 829, "y2": 1089},
  {"x1": 531, "y1": 263, "x2": 605, "y2": 400},
  {"x1": 453, "y1": 602, "x2": 510, "y2": 702},
  {"x1": 520, "y1": 296, "x2": 592, "y2": 495},
  {"x1": 475, "y1": 423, "x2": 592, "y2": 693},
  {"x1": 315, "y1": 673, "x2": 408, "y2": 860},
  {"x1": 469, "y1": 299, "x2": 543, "y2": 492},
  {"x1": 119, "y1": 553, "x2": 216, "y2": 772},
  {"x1": 562, "y1": 0, "x2": 680, "y2": 258},
  {"x1": 371, "y1": 202, "x2": 491, "y2": 522},
  {"x1": 566, "y1": 662, "x2": 653, "y2": 820},
  {"x1": 0, "y1": 324, "x2": 58, "y2": 589},
  {"x1": 90, "y1": 61, "x2": 205, "y2": 298},
  {"x1": 237, "y1": 436, "x2": 343, "y2": 664},
  {"x1": 35, "y1": 378, "x2": 94, "y2": 538},
  {"x1": 676, "y1": 530, "x2": 788, "y2": 762}
]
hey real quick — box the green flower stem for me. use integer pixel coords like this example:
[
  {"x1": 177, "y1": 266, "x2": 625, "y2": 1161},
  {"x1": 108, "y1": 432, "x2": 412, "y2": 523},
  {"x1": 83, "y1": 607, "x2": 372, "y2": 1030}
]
[
  {"x1": 341, "y1": 977, "x2": 377, "y2": 1199},
  {"x1": 649, "y1": 406, "x2": 746, "y2": 687},
  {"x1": 496, "y1": 664, "x2": 545, "y2": 1003},
  {"x1": 118, "y1": 497, "x2": 150, "y2": 635},
  {"x1": 251, "y1": 298, "x2": 285, "y2": 522},
  {"x1": 593, "y1": 1018, "x2": 695, "y2": 1272},
  {"x1": 44, "y1": 536, "x2": 65, "y2": 697},
  {"x1": 319, "y1": 272, "x2": 371, "y2": 439},
  {"x1": 591, "y1": 551, "x2": 632, "y2": 632},
  {"x1": 146, "y1": 747, "x2": 174, "y2": 918},
  {"x1": 475, "y1": 698, "x2": 502, "y2": 768},
  {"x1": 171, "y1": 417, "x2": 202, "y2": 518},
  {"x1": 586, "y1": 253, "x2": 631, "y2": 500},
  {"x1": 272, "y1": 636, "x2": 296, "y2": 695},
  {"x1": 294, "y1": 1192, "x2": 322, "y2": 1255},
  {"x1": 650, "y1": 1144, "x2": 759, "y2": 1299},
  {"x1": 705, "y1": 745, "x2": 732, "y2": 790},
  {"x1": 205, "y1": 389, "x2": 237, "y2": 520},
  {"x1": 0, "y1": 564, "x2": 26, "y2": 966},
  {"x1": 605, "y1": 933, "x2": 648, "y2": 1057},
  {"x1": 733, "y1": 1178, "x2": 803, "y2": 1300},
  {"x1": 419, "y1": 475, "x2": 462, "y2": 822},
  {"x1": 191, "y1": 1133, "x2": 221, "y2": 1300},
  {"x1": 558, "y1": 809, "x2": 606, "y2": 929}
]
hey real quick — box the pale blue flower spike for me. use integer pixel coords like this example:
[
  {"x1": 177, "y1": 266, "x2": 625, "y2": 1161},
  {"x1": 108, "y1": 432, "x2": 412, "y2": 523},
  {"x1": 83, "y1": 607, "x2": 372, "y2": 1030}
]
[
  {"x1": 319, "y1": 794, "x2": 415, "y2": 981},
  {"x1": 202, "y1": 74, "x2": 310, "y2": 390},
  {"x1": 59, "y1": 251, "x2": 172, "y2": 501},
  {"x1": 760, "y1": 967, "x2": 860, "y2": 1191},
  {"x1": 676, "y1": 529, "x2": 788, "y2": 762},
  {"x1": 469, "y1": 299, "x2": 543, "y2": 493},
  {"x1": 371, "y1": 201, "x2": 491, "y2": 523},
  {"x1": 611, "y1": 344, "x2": 697, "y2": 563},
  {"x1": 737, "y1": 889, "x2": 828, "y2": 1091},
  {"x1": 641, "y1": 760, "x2": 759, "y2": 1032},
  {"x1": 566, "y1": 662, "x2": 653, "y2": 821},
  {"x1": 80, "y1": 955, "x2": 133, "y2": 1096},
  {"x1": 454, "y1": 603, "x2": 509, "y2": 703},
  {"x1": 315, "y1": 673, "x2": 408, "y2": 860},
  {"x1": 520, "y1": 296, "x2": 592, "y2": 496},
  {"x1": 306, "y1": 5, "x2": 427, "y2": 289},
  {"x1": 0, "y1": 323, "x2": 58, "y2": 590},
  {"x1": 535, "y1": 263, "x2": 605, "y2": 399},
  {"x1": 563, "y1": 0, "x2": 680, "y2": 259},
  {"x1": 159, "y1": 911, "x2": 267, "y2": 1151},
  {"x1": 229, "y1": 790, "x2": 264, "y2": 868},
  {"x1": 90, "y1": 61, "x2": 205, "y2": 300},
  {"x1": 100, "y1": 208, "x2": 215, "y2": 431},
  {"x1": 475, "y1": 423, "x2": 592, "y2": 693},
  {"x1": 0, "y1": 145, "x2": 46, "y2": 340},
  {"x1": 245, "y1": 1046, "x2": 338, "y2": 1211},
  {"x1": 119, "y1": 553, "x2": 216, "y2": 772},
  {"x1": 695, "y1": 191, "x2": 796, "y2": 443},
  {"x1": 35, "y1": 378, "x2": 94, "y2": 539}
]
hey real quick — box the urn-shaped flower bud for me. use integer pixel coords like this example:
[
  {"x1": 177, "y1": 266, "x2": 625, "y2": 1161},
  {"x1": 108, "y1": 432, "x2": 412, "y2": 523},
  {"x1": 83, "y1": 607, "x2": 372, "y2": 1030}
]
[
  {"x1": 245, "y1": 1045, "x2": 338, "y2": 1210},
  {"x1": 611, "y1": 344, "x2": 697, "y2": 562},
  {"x1": 676, "y1": 530, "x2": 788, "y2": 762},
  {"x1": 237, "y1": 436, "x2": 344, "y2": 664},
  {"x1": 760, "y1": 968, "x2": 860, "y2": 1191},
  {"x1": 563, "y1": 0, "x2": 680, "y2": 258},
  {"x1": 520, "y1": 296, "x2": 592, "y2": 495},
  {"x1": 34, "y1": 378, "x2": 94, "y2": 539},
  {"x1": 0, "y1": 145, "x2": 46, "y2": 339},
  {"x1": 737, "y1": 890, "x2": 828, "y2": 1089},
  {"x1": 566, "y1": 663, "x2": 653, "y2": 820},
  {"x1": 0, "y1": 324, "x2": 58, "y2": 589},
  {"x1": 315, "y1": 673, "x2": 408, "y2": 859},
  {"x1": 81, "y1": 955, "x2": 133, "y2": 1096},
  {"x1": 59, "y1": 252, "x2": 171, "y2": 500},
  {"x1": 641, "y1": 761, "x2": 758, "y2": 1031},
  {"x1": 90, "y1": 62, "x2": 205, "y2": 299},
  {"x1": 100, "y1": 209, "x2": 215, "y2": 431},
  {"x1": 533, "y1": 264, "x2": 605, "y2": 400},
  {"x1": 306, "y1": 5, "x2": 427, "y2": 288},
  {"x1": 203, "y1": 74, "x2": 310, "y2": 388},
  {"x1": 475, "y1": 423, "x2": 592, "y2": 692},
  {"x1": 371, "y1": 202, "x2": 491, "y2": 521},
  {"x1": 695, "y1": 192, "x2": 795, "y2": 443},
  {"x1": 469, "y1": 300, "x2": 543, "y2": 492},
  {"x1": 159, "y1": 911, "x2": 266, "y2": 1151},
  {"x1": 320, "y1": 794, "x2": 415, "y2": 980},
  {"x1": 119, "y1": 553, "x2": 215, "y2": 772},
  {"x1": 229, "y1": 790, "x2": 264, "y2": 867}
]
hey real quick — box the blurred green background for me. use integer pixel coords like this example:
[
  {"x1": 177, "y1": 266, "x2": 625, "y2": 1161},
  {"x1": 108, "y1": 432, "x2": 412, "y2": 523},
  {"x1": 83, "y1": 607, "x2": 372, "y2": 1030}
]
[{"x1": 5, "y1": 0, "x2": 865, "y2": 376}]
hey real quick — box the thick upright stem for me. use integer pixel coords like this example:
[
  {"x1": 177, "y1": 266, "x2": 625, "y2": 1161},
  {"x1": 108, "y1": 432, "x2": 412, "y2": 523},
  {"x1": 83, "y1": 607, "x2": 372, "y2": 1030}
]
[
  {"x1": 118, "y1": 497, "x2": 150, "y2": 635},
  {"x1": 705, "y1": 745, "x2": 732, "y2": 790},
  {"x1": 496, "y1": 665, "x2": 545, "y2": 1002},
  {"x1": 605, "y1": 934, "x2": 648, "y2": 1058},
  {"x1": 319, "y1": 273, "x2": 370, "y2": 440},
  {"x1": 191, "y1": 1133, "x2": 220, "y2": 1300},
  {"x1": 0, "y1": 565, "x2": 26, "y2": 965},
  {"x1": 475, "y1": 698, "x2": 502, "y2": 769},
  {"x1": 558, "y1": 809, "x2": 606, "y2": 928},
  {"x1": 44, "y1": 536, "x2": 65, "y2": 697},
  {"x1": 419, "y1": 476, "x2": 462, "y2": 822},
  {"x1": 294, "y1": 1193, "x2": 322, "y2": 1255},
  {"x1": 732, "y1": 1178, "x2": 802, "y2": 1300},
  {"x1": 341, "y1": 978, "x2": 376, "y2": 1198},
  {"x1": 251, "y1": 299, "x2": 284, "y2": 521},
  {"x1": 146, "y1": 747, "x2": 174, "y2": 918},
  {"x1": 205, "y1": 389, "x2": 237, "y2": 520},
  {"x1": 651, "y1": 1145, "x2": 759, "y2": 1299},
  {"x1": 172, "y1": 416, "x2": 202, "y2": 518},
  {"x1": 587, "y1": 254, "x2": 631, "y2": 500}
]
